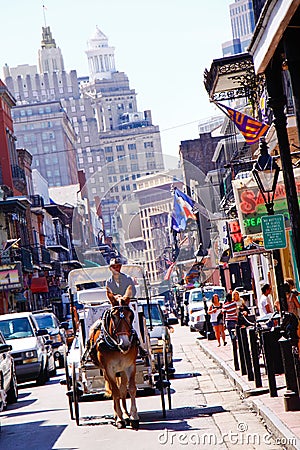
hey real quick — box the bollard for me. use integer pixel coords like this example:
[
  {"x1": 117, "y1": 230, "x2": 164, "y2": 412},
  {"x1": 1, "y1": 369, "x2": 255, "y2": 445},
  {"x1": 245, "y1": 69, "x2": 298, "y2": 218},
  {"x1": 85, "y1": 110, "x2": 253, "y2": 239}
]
[
  {"x1": 279, "y1": 336, "x2": 300, "y2": 411},
  {"x1": 231, "y1": 333, "x2": 240, "y2": 371},
  {"x1": 261, "y1": 330, "x2": 277, "y2": 397},
  {"x1": 240, "y1": 327, "x2": 254, "y2": 381},
  {"x1": 236, "y1": 326, "x2": 246, "y2": 375},
  {"x1": 248, "y1": 327, "x2": 262, "y2": 388}
]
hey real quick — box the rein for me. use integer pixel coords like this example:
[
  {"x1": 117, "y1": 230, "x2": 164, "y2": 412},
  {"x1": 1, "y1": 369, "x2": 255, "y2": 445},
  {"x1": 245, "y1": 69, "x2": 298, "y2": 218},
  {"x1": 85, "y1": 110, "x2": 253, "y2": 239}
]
[{"x1": 101, "y1": 306, "x2": 135, "y2": 351}]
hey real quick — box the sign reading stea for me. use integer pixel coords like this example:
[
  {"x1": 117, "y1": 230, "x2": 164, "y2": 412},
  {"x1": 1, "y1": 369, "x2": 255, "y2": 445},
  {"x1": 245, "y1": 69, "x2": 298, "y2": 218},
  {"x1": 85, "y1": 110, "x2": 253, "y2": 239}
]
[{"x1": 261, "y1": 215, "x2": 286, "y2": 250}]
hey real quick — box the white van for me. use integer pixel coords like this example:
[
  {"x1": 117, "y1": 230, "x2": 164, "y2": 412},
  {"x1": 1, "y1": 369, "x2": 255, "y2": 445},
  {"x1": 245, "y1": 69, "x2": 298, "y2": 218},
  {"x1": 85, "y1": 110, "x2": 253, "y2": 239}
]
[
  {"x1": 0, "y1": 312, "x2": 51, "y2": 384},
  {"x1": 188, "y1": 286, "x2": 226, "y2": 334}
]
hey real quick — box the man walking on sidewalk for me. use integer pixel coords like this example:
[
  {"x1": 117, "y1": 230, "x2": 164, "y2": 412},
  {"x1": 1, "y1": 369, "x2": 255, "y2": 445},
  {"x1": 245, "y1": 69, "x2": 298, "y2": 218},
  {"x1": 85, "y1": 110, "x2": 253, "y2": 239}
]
[{"x1": 223, "y1": 292, "x2": 238, "y2": 340}]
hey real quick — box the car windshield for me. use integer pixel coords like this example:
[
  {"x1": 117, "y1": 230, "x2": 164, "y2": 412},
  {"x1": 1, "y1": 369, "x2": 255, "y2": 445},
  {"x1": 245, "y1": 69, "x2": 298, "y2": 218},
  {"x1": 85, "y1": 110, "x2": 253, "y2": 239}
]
[
  {"x1": 142, "y1": 304, "x2": 164, "y2": 326},
  {"x1": 35, "y1": 315, "x2": 57, "y2": 330},
  {"x1": 0, "y1": 318, "x2": 34, "y2": 339},
  {"x1": 190, "y1": 288, "x2": 225, "y2": 302}
]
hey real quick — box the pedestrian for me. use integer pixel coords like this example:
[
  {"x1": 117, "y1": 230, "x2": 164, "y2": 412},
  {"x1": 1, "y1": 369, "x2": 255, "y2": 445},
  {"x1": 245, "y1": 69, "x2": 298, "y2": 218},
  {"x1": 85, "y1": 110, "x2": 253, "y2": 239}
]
[
  {"x1": 106, "y1": 257, "x2": 147, "y2": 357},
  {"x1": 232, "y1": 289, "x2": 242, "y2": 307},
  {"x1": 284, "y1": 278, "x2": 300, "y2": 319},
  {"x1": 258, "y1": 283, "x2": 274, "y2": 317},
  {"x1": 106, "y1": 257, "x2": 136, "y2": 302},
  {"x1": 223, "y1": 292, "x2": 238, "y2": 340},
  {"x1": 237, "y1": 298, "x2": 250, "y2": 327},
  {"x1": 208, "y1": 294, "x2": 227, "y2": 347}
]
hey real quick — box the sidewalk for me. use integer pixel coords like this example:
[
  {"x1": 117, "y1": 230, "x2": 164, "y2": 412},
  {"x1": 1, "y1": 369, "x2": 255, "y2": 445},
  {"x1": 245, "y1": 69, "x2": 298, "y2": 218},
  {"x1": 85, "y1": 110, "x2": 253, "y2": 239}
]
[{"x1": 196, "y1": 335, "x2": 300, "y2": 450}]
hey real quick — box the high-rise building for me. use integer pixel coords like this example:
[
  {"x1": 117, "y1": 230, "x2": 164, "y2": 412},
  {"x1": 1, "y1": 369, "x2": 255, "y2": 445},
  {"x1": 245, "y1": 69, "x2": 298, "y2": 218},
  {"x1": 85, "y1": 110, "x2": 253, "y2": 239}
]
[
  {"x1": 222, "y1": 0, "x2": 255, "y2": 56},
  {"x1": 4, "y1": 25, "x2": 165, "y2": 224}
]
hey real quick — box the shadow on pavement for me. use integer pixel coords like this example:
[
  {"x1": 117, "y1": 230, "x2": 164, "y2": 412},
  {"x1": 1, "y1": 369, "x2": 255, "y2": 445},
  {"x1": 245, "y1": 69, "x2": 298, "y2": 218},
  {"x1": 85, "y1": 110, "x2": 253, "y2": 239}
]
[
  {"x1": 139, "y1": 405, "x2": 226, "y2": 431},
  {"x1": 0, "y1": 421, "x2": 67, "y2": 450}
]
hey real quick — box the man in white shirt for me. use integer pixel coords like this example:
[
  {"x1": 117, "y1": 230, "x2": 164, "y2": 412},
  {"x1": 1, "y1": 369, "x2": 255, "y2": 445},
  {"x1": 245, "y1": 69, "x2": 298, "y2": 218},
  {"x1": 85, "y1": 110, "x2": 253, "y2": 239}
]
[{"x1": 258, "y1": 283, "x2": 274, "y2": 317}]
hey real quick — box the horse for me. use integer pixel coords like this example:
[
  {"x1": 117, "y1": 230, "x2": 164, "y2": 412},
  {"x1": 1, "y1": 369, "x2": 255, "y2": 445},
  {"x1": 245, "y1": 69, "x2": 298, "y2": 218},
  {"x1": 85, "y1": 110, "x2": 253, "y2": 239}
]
[{"x1": 86, "y1": 290, "x2": 139, "y2": 430}]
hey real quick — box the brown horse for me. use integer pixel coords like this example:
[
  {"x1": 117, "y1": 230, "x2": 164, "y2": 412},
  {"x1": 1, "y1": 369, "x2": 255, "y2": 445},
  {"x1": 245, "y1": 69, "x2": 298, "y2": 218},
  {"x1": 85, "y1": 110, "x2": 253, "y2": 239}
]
[{"x1": 87, "y1": 290, "x2": 139, "y2": 429}]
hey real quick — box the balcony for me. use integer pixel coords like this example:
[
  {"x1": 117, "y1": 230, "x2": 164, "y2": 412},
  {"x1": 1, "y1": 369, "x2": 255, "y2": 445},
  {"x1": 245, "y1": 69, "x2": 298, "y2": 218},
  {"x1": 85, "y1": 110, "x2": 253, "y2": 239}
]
[
  {"x1": 30, "y1": 194, "x2": 44, "y2": 209},
  {"x1": 15, "y1": 247, "x2": 34, "y2": 273},
  {"x1": 11, "y1": 164, "x2": 26, "y2": 192},
  {"x1": 46, "y1": 234, "x2": 69, "y2": 252},
  {"x1": 41, "y1": 245, "x2": 51, "y2": 266}
]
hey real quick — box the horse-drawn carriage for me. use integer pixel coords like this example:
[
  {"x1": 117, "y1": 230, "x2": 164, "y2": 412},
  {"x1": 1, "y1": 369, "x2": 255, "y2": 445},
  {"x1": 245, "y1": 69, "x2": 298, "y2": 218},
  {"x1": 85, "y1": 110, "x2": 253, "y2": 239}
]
[{"x1": 65, "y1": 264, "x2": 171, "y2": 427}]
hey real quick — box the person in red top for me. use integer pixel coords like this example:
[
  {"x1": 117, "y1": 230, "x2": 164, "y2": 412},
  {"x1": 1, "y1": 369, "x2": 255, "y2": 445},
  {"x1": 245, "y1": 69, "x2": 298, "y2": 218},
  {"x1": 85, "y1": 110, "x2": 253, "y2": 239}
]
[{"x1": 223, "y1": 292, "x2": 238, "y2": 340}]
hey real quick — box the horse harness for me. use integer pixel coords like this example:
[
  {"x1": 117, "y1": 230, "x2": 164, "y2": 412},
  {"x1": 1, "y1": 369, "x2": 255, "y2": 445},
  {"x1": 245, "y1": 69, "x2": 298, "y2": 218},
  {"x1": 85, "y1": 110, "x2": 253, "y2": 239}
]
[{"x1": 84, "y1": 306, "x2": 138, "y2": 360}]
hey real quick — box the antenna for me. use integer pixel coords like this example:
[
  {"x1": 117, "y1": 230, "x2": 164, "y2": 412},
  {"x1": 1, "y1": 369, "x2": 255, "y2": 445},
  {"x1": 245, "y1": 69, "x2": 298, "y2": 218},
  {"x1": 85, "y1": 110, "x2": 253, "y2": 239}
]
[{"x1": 43, "y1": 4, "x2": 47, "y2": 27}]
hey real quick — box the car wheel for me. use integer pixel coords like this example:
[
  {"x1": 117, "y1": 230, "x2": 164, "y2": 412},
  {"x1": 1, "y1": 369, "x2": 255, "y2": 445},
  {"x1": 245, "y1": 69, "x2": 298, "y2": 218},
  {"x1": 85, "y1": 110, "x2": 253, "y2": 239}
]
[
  {"x1": 7, "y1": 369, "x2": 18, "y2": 404},
  {"x1": 36, "y1": 360, "x2": 48, "y2": 386},
  {"x1": 58, "y1": 354, "x2": 65, "y2": 369}
]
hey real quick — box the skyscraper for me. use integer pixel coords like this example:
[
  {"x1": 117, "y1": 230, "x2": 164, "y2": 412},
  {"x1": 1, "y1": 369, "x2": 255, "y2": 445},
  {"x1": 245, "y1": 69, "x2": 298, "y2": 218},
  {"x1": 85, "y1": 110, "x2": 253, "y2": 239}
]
[
  {"x1": 222, "y1": 0, "x2": 255, "y2": 56},
  {"x1": 4, "y1": 25, "x2": 164, "y2": 228}
]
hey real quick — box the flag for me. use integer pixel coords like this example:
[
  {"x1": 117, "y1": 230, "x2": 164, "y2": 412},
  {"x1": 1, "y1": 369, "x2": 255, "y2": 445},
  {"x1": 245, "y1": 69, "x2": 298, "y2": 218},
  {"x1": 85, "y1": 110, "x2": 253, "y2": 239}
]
[
  {"x1": 171, "y1": 188, "x2": 197, "y2": 232},
  {"x1": 164, "y1": 261, "x2": 176, "y2": 281},
  {"x1": 259, "y1": 88, "x2": 268, "y2": 124},
  {"x1": 216, "y1": 102, "x2": 269, "y2": 145}
]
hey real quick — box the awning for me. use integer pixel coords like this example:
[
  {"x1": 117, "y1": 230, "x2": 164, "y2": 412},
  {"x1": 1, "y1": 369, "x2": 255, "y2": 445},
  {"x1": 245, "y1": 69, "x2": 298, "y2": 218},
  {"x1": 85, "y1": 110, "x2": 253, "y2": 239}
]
[{"x1": 30, "y1": 276, "x2": 49, "y2": 293}]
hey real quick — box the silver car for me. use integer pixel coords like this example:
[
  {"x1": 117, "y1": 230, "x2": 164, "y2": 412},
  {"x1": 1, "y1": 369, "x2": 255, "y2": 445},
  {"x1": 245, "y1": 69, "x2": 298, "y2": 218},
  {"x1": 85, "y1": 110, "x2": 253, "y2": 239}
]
[{"x1": 0, "y1": 331, "x2": 18, "y2": 410}]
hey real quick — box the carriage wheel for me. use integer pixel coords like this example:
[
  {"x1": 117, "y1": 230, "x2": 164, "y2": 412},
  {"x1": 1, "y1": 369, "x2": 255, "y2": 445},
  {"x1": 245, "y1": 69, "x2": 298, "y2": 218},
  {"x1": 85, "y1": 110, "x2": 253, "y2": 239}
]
[
  {"x1": 65, "y1": 359, "x2": 74, "y2": 420},
  {"x1": 163, "y1": 341, "x2": 172, "y2": 411},
  {"x1": 156, "y1": 353, "x2": 166, "y2": 418},
  {"x1": 72, "y1": 363, "x2": 80, "y2": 426}
]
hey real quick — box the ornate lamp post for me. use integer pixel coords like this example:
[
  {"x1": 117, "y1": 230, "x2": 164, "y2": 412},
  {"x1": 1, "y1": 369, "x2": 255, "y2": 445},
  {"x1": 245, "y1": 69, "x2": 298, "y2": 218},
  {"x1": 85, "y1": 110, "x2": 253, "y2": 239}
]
[{"x1": 252, "y1": 139, "x2": 287, "y2": 313}]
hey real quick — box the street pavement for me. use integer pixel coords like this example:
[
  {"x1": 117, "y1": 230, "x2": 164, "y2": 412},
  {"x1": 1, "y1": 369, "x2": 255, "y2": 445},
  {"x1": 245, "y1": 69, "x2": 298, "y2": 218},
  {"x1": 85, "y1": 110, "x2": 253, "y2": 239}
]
[
  {"x1": 0, "y1": 324, "x2": 294, "y2": 449},
  {"x1": 196, "y1": 330, "x2": 300, "y2": 450}
]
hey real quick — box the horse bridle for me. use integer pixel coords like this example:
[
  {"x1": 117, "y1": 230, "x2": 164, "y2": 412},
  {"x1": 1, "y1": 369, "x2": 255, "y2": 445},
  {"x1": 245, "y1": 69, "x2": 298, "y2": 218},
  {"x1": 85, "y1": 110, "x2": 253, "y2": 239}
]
[{"x1": 101, "y1": 305, "x2": 135, "y2": 351}]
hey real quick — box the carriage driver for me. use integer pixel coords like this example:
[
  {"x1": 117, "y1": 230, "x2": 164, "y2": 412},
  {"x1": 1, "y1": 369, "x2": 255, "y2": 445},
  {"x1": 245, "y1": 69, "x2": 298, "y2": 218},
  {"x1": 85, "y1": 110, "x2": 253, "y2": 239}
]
[{"x1": 106, "y1": 257, "x2": 148, "y2": 358}]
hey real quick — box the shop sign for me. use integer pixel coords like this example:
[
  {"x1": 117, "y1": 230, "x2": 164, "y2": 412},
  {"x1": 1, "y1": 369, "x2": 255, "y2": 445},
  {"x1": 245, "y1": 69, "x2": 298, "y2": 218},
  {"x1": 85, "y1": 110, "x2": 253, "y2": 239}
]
[
  {"x1": 232, "y1": 168, "x2": 300, "y2": 236},
  {"x1": 0, "y1": 262, "x2": 23, "y2": 289}
]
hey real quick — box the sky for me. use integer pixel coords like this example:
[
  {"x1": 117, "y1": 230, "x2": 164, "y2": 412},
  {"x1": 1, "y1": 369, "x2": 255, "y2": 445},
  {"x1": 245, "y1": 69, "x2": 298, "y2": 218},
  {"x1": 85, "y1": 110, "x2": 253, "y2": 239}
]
[{"x1": 1, "y1": 0, "x2": 233, "y2": 160}]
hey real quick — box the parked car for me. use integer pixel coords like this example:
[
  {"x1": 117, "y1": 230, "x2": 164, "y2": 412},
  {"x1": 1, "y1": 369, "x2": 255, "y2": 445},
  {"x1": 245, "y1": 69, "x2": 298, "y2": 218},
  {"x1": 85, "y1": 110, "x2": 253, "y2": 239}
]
[
  {"x1": 188, "y1": 286, "x2": 226, "y2": 335},
  {"x1": 155, "y1": 296, "x2": 169, "y2": 318},
  {"x1": 138, "y1": 300, "x2": 177, "y2": 376},
  {"x1": 0, "y1": 330, "x2": 18, "y2": 410},
  {"x1": 0, "y1": 312, "x2": 51, "y2": 385},
  {"x1": 33, "y1": 311, "x2": 67, "y2": 368}
]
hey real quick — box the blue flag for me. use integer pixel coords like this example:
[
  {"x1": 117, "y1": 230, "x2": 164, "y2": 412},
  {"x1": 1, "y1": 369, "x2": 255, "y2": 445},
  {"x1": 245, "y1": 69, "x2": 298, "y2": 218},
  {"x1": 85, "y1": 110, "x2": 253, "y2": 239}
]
[{"x1": 171, "y1": 189, "x2": 196, "y2": 232}]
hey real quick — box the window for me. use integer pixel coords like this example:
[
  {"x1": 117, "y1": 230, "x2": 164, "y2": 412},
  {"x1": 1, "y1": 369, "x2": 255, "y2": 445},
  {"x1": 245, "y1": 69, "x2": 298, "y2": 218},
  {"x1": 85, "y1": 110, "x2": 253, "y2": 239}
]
[
  {"x1": 88, "y1": 157, "x2": 93, "y2": 163},
  {"x1": 89, "y1": 167, "x2": 94, "y2": 173},
  {"x1": 144, "y1": 141, "x2": 153, "y2": 148},
  {"x1": 105, "y1": 146, "x2": 113, "y2": 153},
  {"x1": 128, "y1": 143, "x2": 136, "y2": 150},
  {"x1": 146, "y1": 151, "x2": 154, "y2": 158},
  {"x1": 130, "y1": 154, "x2": 137, "y2": 160},
  {"x1": 92, "y1": 188, "x2": 97, "y2": 194},
  {"x1": 116, "y1": 145, "x2": 124, "y2": 152},
  {"x1": 106, "y1": 156, "x2": 114, "y2": 162},
  {"x1": 119, "y1": 165, "x2": 127, "y2": 173},
  {"x1": 84, "y1": 136, "x2": 90, "y2": 143}
]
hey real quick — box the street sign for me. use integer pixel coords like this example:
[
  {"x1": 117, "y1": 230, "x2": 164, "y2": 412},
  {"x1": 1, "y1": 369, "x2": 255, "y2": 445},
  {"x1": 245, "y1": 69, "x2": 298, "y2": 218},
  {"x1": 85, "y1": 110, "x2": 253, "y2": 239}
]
[{"x1": 261, "y1": 214, "x2": 286, "y2": 250}]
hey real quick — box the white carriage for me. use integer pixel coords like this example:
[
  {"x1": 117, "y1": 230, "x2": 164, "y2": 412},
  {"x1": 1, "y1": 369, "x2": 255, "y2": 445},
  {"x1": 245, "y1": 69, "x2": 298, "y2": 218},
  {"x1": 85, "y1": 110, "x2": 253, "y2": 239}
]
[{"x1": 65, "y1": 264, "x2": 165, "y2": 425}]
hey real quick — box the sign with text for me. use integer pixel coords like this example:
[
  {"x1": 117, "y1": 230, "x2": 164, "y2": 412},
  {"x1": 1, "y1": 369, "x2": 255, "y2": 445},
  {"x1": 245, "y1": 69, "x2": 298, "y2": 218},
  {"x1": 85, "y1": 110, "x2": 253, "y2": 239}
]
[
  {"x1": 261, "y1": 214, "x2": 287, "y2": 250},
  {"x1": 0, "y1": 262, "x2": 23, "y2": 290}
]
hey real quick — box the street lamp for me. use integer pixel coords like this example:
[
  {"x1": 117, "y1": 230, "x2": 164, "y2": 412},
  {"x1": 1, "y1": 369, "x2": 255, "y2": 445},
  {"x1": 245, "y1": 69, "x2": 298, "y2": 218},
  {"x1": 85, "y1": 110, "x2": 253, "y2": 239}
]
[
  {"x1": 252, "y1": 139, "x2": 280, "y2": 216},
  {"x1": 252, "y1": 139, "x2": 287, "y2": 313}
]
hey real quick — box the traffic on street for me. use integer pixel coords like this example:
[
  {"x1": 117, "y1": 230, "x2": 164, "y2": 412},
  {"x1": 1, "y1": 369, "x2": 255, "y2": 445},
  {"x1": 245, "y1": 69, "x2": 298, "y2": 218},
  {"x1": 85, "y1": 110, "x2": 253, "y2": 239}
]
[{"x1": 1, "y1": 324, "x2": 285, "y2": 450}]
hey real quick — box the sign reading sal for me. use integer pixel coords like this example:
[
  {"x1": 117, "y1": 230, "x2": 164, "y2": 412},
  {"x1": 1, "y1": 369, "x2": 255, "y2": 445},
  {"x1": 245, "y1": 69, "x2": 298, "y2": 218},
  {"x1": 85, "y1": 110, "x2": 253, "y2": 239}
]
[{"x1": 232, "y1": 169, "x2": 300, "y2": 236}]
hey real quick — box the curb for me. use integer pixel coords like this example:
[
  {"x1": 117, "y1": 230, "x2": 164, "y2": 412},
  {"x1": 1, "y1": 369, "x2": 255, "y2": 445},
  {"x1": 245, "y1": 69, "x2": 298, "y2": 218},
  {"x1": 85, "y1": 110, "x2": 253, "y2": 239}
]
[{"x1": 196, "y1": 339, "x2": 300, "y2": 450}]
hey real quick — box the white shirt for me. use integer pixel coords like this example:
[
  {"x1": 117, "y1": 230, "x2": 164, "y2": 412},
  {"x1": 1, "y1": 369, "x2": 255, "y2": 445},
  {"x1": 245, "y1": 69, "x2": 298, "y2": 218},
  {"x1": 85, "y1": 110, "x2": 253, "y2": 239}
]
[{"x1": 258, "y1": 294, "x2": 273, "y2": 317}]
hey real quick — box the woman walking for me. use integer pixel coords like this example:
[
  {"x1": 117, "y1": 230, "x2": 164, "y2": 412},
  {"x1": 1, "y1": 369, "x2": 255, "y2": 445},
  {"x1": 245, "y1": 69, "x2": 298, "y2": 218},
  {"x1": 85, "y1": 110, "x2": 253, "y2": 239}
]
[{"x1": 208, "y1": 294, "x2": 227, "y2": 347}]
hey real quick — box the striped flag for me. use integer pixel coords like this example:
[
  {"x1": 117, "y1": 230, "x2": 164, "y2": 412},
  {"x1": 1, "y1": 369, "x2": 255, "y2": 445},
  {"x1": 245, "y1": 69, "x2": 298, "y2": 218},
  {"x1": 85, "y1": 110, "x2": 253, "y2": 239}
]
[
  {"x1": 164, "y1": 261, "x2": 176, "y2": 281},
  {"x1": 216, "y1": 103, "x2": 269, "y2": 145},
  {"x1": 171, "y1": 188, "x2": 197, "y2": 232}
]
